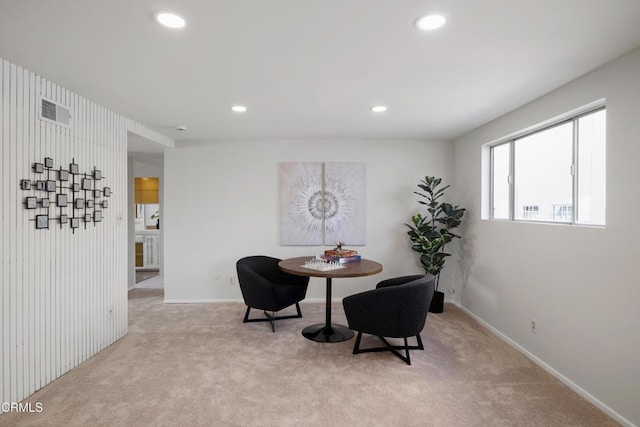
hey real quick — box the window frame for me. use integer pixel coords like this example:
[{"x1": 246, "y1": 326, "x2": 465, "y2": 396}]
[
  {"x1": 488, "y1": 106, "x2": 605, "y2": 226},
  {"x1": 489, "y1": 140, "x2": 513, "y2": 220}
]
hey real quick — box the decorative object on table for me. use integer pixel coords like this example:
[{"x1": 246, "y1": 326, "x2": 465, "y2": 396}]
[
  {"x1": 18, "y1": 157, "x2": 112, "y2": 231},
  {"x1": 324, "y1": 241, "x2": 358, "y2": 257},
  {"x1": 405, "y1": 176, "x2": 466, "y2": 313},
  {"x1": 323, "y1": 254, "x2": 361, "y2": 264},
  {"x1": 302, "y1": 258, "x2": 345, "y2": 271},
  {"x1": 343, "y1": 275, "x2": 436, "y2": 365},
  {"x1": 279, "y1": 162, "x2": 366, "y2": 246},
  {"x1": 321, "y1": 241, "x2": 361, "y2": 263},
  {"x1": 236, "y1": 256, "x2": 309, "y2": 332}
]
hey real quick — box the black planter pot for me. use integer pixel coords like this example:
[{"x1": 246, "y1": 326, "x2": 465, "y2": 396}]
[{"x1": 429, "y1": 290, "x2": 445, "y2": 313}]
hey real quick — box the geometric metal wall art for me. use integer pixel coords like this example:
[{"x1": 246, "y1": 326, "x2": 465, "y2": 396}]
[
  {"x1": 279, "y1": 162, "x2": 366, "y2": 246},
  {"x1": 20, "y1": 157, "x2": 111, "y2": 231}
]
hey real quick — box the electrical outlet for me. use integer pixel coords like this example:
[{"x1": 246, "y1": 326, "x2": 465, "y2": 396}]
[
  {"x1": 530, "y1": 318, "x2": 537, "y2": 334},
  {"x1": 449, "y1": 288, "x2": 455, "y2": 294},
  {"x1": 228, "y1": 276, "x2": 235, "y2": 286},
  {"x1": 108, "y1": 307, "x2": 114, "y2": 320}
]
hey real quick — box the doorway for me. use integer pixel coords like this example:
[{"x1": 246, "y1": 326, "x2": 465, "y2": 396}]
[
  {"x1": 127, "y1": 132, "x2": 165, "y2": 291},
  {"x1": 134, "y1": 178, "x2": 161, "y2": 286}
]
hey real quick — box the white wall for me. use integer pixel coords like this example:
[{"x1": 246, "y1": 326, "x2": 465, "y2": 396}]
[
  {"x1": 164, "y1": 139, "x2": 452, "y2": 302},
  {"x1": 0, "y1": 58, "x2": 172, "y2": 408},
  {"x1": 452, "y1": 48, "x2": 640, "y2": 425}
]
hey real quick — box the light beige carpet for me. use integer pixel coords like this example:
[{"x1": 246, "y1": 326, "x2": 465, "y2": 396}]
[
  {"x1": 2, "y1": 289, "x2": 616, "y2": 426},
  {"x1": 135, "y1": 271, "x2": 161, "y2": 285}
]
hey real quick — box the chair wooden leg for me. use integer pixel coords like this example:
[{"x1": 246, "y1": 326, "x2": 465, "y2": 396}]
[
  {"x1": 242, "y1": 304, "x2": 303, "y2": 332},
  {"x1": 351, "y1": 333, "x2": 423, "y2": 365},
  {"x1": 415, "y1": 333, "x2": 424, "y2": 350},
  {"x1": 295, "y1": 302, "x2": 302, "y2": 318},
  {"x1": 262, "y1": 311, "x2": 276, "y2": 332},
  {"x1": 404, "y1": 337, "x2": 411, "y2": 365},
  {"x1": 353, "y1": 331, "x2": 363, "y2": 354},
  {"x1": 243, "y1": 306, "x2": 251, "y2": 323}
]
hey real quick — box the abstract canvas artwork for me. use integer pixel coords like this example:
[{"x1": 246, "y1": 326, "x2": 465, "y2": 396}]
[{"x1": 280, "y1": 162, "x2": 365, "y2": 246}]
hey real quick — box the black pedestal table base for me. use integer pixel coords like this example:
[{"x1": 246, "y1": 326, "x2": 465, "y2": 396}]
[
  {"x1": 303, "y1": 276, "x2": 354, "y2": 343},
  {"x1": 302, "y1": 323, "x2": 354, "y2": 343}
]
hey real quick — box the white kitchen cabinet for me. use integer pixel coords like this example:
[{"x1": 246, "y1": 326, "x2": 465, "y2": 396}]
[{"x1": 135, "y1": 232, "x2": 159, "y2": 270}]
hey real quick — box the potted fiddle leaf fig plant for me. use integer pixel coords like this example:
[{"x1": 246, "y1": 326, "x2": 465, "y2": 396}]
[{"x1": 405, "y1": 176, "x2": 466, "y2": 313}]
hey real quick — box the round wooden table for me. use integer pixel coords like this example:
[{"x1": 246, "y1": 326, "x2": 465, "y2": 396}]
[{"x1": 278, "y1": 256, "x2": 383, "y2": 343}]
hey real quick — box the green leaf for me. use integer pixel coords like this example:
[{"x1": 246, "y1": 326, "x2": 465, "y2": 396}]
[{"x1": 407, "y1": 175, "x2": 465, "y2": 277}]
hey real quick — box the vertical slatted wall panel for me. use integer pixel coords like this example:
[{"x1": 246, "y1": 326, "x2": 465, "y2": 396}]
[
  {"x1": 1, "y1": 60, "x2": 6, "y2": 407},
  {"x1": 1, "y1": 61, "x2": 6, "y2": 406},
  {"x1": 0, "y1": 58, "x2": 140, "y2": 409},
  {"x1": 9, "y1": 62, "x2": 18, "y2": 403}
]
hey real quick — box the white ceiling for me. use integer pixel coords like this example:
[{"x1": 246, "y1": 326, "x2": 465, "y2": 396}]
[
  {"x1": 2, "y1": 0, "x2": 640, "y2": 144},
  {"x1": 128, "y1": 133, "x2": 165, "y2": 166}
]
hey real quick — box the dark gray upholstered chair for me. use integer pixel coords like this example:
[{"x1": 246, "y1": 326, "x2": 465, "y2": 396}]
[
  {"x1": 236, "y1": 255, "x2": 309, "y2": 332},
  {"x1": 342, "y1": 275, "x2": 436, "y2": 365}
]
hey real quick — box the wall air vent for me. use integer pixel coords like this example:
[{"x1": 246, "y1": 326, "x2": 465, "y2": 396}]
[{"x1": 40, "y1": 97, "x2": 71, "y2": 128}]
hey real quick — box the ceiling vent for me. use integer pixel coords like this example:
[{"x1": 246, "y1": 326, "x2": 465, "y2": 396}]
[{"x1": 40, "y1": 97, "x2": 71, "y2": 128}]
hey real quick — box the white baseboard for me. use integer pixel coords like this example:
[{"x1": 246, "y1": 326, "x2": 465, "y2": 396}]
[
  {"x1": 160, "y1": 297, "x2": 363, "y2": 305},
  {"x1": 452, "y1": 302, "x2": 636, "y2": 427},
  {"x1": 162, "y1": 298, "x2": 338, "y2": 304},
  {"x1": 301, "y1": 298, "x2": 337, "y2": 303}
]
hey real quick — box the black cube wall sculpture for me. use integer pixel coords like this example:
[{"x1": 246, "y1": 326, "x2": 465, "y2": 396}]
[{"x1": 20, "y1": 157, "x2": 112, "y2": 231}]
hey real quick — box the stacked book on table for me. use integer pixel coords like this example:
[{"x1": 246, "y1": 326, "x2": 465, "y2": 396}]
[{"x1": 320, "y1": 247, "x2": 361, "y2": 264}]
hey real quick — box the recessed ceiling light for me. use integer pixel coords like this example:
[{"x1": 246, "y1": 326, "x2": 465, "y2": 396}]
[
  {"x1": 231, "y1": 105, "x2": 247, "y2": 113},
  {"x1": 415, "y1": 14, "x2": 447, "y2": 31},
  {"x1": 155, "y1": 12, "x2": 186, "y2": 29},
  {"x1": 370, "y1": 105, "x2": 387, "y2": 113}
]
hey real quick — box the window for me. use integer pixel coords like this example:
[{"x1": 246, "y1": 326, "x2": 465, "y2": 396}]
[
  {"x1": 552, "y1": 204, "x2": 573, "y2": 222},
  {"x1": 522, "y1": 205, "x2": 539, "y2": 220},
  {"x1": 490, "y1": 107, "x2": 606, "y2": 225}
]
